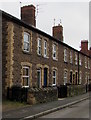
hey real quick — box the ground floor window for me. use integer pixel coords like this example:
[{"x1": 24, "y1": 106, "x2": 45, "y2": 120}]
[
  {"x1": 52, "y1": 70, "x2": 56, "y2": 86},
  {"x1": 37, "y1": 69, "x2": 41, "y2": 88},
  {"x1": 75, "y1": 72, "x2": 78, "y2": 85},
  {"x1": 88, "y1": 74, "x2": 90, "y2": 84},
  {"x1": 64, "y1": 70, "x2": 67, "y2": 85},
  {"x1": 73, "y1": 74, "x2": 75, "y2": 85},
  {"x1": 85, "y1": 72, "x2": 88, "y2": 84},
  {"x1": 22, "y1": 66, "x2": 30, "y2": 87},
  {"x1": 70, "y1": 71, "x2": 73, "y2": 84}
]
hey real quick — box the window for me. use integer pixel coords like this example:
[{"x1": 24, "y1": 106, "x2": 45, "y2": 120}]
[
  {"x1": 75, "y1": 72, "x2": 78, "y2": 85},
  {"x1": 23, "y1": 32, "x2": 30, "y2": 52},
  {"x1": 64, "y1": 49, "x2": 67, "y2": 62},
  {"x1": 75, "y1": 53, "x2": 78, "y2": 65},
  {"x1": 53, "y1": 44, "x2": 57, "y2": 60},
  {"x1": 70, "y1": 51, "x2": 73, "y2": 64},
  {"x1": 52, "y1": 70, "x2": 56, "y2": 86},
  {"x1": 79, "y1": 55, "x2": 82, "y2": 66},
  {"x1": 44, "y1": 40, "x2": 47, "y2": 57},
  {"x1": 22, "y1": 66, "x2": 30, "y2": 87},
  {"x1": 88, "y1": 74, "x2": 90, "y2": 84},
  {"x1": 85, "y1": 72, "x2": 88, "y2": 84},
  {"x1": 64, "y1": 70, "x2": 67, "y2": 85},
  {"x1": 37, "y1": 37, "x2": 42, "y2": 55},
  {"x1": 37, "y1": 69, "x2": 41, "y2": 88},
  {"x1": 85, "y1": 57, "x2": 87, "y2": 68},
  {"x1": 88, "y1": 58, "x2": 90, "y2": 69},
  {"x1": 70, "y1": 71, "x2": 73, "y2": 84},
  {"x1": 79, "y1": 71, "x2": 82, "y2": 84}
]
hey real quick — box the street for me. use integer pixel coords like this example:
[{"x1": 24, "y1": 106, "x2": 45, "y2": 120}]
[{"x1": 40, "y1": 99, "x2": 89, "y2": 119}]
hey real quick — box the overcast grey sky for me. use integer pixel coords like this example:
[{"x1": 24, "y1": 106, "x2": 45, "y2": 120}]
[{"x1": 0, "y1": 1, "x2": 90, "y2": 50}]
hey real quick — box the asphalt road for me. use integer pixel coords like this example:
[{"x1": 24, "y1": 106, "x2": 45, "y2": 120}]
[{"x1": 40, "y1": 99, "x2": 89, "y2": 119}]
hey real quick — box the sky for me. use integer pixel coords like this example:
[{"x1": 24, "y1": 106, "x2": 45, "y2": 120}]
[{"x1": 0, "y1": 0, "x2": 90, "y2": 50}]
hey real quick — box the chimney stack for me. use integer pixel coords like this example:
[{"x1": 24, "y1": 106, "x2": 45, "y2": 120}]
[
  {"x1": 80, "y1": 40, "x2": 89, "y2": 55},
  {"x1": 21, "y1": 5, "x2": 36, "y2": 27},
  {"x1": 89, "y1": 47, "x2": 91, "y2": 57},
  {"x1": 52, "y1": 24, "x2": 63, "y2": 42}
]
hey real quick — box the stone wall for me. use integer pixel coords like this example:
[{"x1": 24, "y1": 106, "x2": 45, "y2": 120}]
[
  {"x1": 67, "y1": 85, "x2": 86, "y2": 97},
  {"x1": 27, "y1": 87, "x2": 58, "y2": 105}
]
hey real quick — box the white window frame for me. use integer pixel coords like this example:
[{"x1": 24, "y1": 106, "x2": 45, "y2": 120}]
[
  {"x1": 79, "y1": 55, "x2": 82, "y2": 66},
  {"x1": 44, "y1": 40, "x2": 47, "y2": 57},
  {"x1": 75, "y1": 53, "x2": 78, "y2": 65},
  {"x1": 64, "y1": 70, "x2": 67, "y2": 85},
  {"x1": 23, "y1": 32, "x2": 30, "y2": 52},
  {"x1": 37, "y1": 69, "x2": 41, "y2": 88},
  {"x1": 70, "y1": 51, "x2": 73, "y2": 64},
  {"x1": 52, "y1": 70, "x2": 56, "y2": 86},
  {"x1": 53, "y1": 44, "x2": 57, "y2": 60},
  {"x1": 22, "y1": 66, "x2": 30, "y2": 88},
  {"x1": 37, "y1": 37, "x2": 42, "y2": 55},
  {"x1": 85, "y1": 72, "x2": 88, "y2": 84},
  {"x1": 64, "y1": 49, "x2": 67, "y2": 62},
  {"x1": 79, "y1": 71, "x2": 82, "y2": 84}
]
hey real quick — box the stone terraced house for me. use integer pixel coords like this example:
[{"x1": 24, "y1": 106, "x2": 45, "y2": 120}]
[{"x1": 1, "y1": 5, "x2": 91, "y2": 98}]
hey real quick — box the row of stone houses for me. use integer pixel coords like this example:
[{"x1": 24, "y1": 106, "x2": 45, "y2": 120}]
[{"x1": 2, "y1": 5, "x2": 91, "y2": 98}]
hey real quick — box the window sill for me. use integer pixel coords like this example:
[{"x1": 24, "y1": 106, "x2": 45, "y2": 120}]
[
  {"x1": 44, "y1": 56, "x2": 49, "y2": 59},
  {"x1": 64, "y1": 61, "x2": 68, "y2": 64},
  {"x1": 22, "y1": 50, "x2": 31, "y2": 55},
  {"x1": 52, "y1": 84, "x2": 56, "y2": 87},
  {"x1": 53, "y1": 58, "x2": 58, "y2": 61},
  {"x1": 22, "y1": 86, "x2": 29, "y2": 88},
  {"x1": 85, "y1": 67, "x2": 87, "y2": 69}
]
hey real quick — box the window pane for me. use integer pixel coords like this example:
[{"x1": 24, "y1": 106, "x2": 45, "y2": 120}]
[
  {"x1": 24, "y1": 33, "x2": 30, "y2": 42},
  {"x1": 24, "y1": 43, "x2": 29, "y2": 51},
  {"x1": 53, "y1": 78, "x2": 55, "y2": 84},
  {"x1": 24, "y1": 32, "x2": 30, "y2": 52},
  {"x1": 53, "y1": 71, "x2": 56, "y2": 76},
  {"x1": 23, "y1": 67, "x2": 29, "y2": 76},
  {"x1": 23, "y1": 77, "x2": 29, "y2": 86},
  {"x1": 44, "y1": 41, "x2": 47, "y2": 47}
]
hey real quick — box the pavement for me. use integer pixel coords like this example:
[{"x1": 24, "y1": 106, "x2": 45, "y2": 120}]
[{"x1": 2, "y1": 92, "x2": 89, "y2": 120}]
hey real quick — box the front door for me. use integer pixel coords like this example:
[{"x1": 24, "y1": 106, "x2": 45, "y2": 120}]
[{"x1": 44, "y1": 68, "x2": 47, "y2": 87}]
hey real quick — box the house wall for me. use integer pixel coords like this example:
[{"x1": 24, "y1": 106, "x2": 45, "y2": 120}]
[{"x1": 2, "y1": 15, "x2": 91, "y2": 98}]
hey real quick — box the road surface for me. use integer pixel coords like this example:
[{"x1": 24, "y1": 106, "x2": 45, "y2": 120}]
[{"x1": 40, "y1": 99, "x2": 89, "y2": 119}]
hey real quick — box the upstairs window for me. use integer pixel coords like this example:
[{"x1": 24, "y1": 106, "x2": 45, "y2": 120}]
[
  {"x1": 64, "y1": 49, "x2": 67, "y2": 62},
  {"x1": 75, "y1": 53, "x2": 78, "y2": 65},
  {"x1": 22, "y1": 66, "x2": 30, "y2": 87},
  {"x1": 79, "y1": 71, "x2": 82, "y2": 84},
  {"x1": 88, "y1": 58, "x2": 90, "y2": 69},
  {"x1": 37, "y1": 37, "x2": 42, "y2": 55},
  {"x1": 85, "y1": 57, "x2": 87, "y2": 68},
  {"x1": 70, "y1": 51, "x2": 73, "y2": 64},
  {"x1": 44, "y1": 40, "x2": 47, "y2": 57},
  {"x1": 79, "y1": 55, "x2": 82, "y2": 66},
  {"x1": 23, "y1": 32, "x2": 30, "y2": 52},
  {"x1": 53, "y1": 44, "x2": 57, "y2": 60}
]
